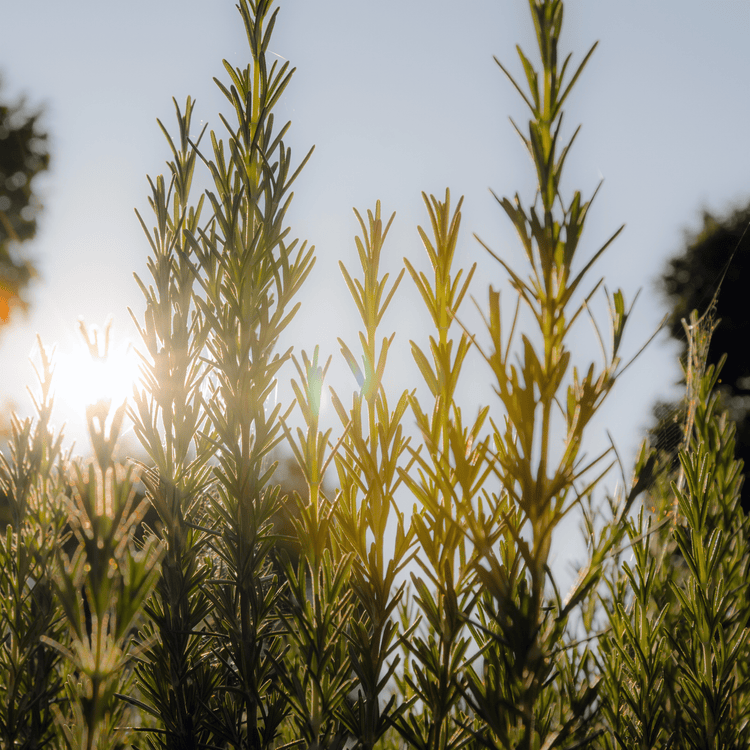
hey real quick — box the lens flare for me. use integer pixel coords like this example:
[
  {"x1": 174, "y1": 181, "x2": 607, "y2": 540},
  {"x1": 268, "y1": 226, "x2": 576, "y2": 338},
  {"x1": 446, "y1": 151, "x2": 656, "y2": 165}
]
[{"x1": 52, "y1": 320, "x2": 141, "y2": 441}]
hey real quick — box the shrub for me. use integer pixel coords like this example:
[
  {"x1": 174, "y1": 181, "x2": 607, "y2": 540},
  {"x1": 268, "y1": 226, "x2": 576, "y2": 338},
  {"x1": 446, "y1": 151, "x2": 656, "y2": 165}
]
[{"x1": 1, "y1": 1, "x2": 748, "y2": 748}]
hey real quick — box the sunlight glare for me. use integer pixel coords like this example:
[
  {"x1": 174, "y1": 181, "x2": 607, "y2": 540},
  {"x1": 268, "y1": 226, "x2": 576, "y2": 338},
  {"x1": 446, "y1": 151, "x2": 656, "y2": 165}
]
[{"x1": 53, "y1": 320, "x2": 141, "y2": 431}]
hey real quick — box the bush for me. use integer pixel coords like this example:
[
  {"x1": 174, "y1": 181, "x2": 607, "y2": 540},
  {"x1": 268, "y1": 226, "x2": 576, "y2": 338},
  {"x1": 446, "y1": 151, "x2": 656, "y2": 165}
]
[{"x1": 1, "y1": 1, "x2": 748, "y2": 748}]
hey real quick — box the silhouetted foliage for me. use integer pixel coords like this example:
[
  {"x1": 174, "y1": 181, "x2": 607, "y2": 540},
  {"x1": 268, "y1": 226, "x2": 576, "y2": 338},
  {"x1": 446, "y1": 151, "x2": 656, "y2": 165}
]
[
  {"x1": 0, "y1": 82, "x2": 49, "y2": 327},
  {"x1": 654, "y1": 202, "x2": 750, "y2": 511}
]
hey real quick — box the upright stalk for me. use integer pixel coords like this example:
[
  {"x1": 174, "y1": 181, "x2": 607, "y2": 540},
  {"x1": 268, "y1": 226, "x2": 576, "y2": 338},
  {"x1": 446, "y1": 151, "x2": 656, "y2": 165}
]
[
  {"x1": 464, "y1": 1, "x2": 640, "y2": 746},
  {"x1": 129, "y1": 97, "x2": 217, "y2": 749},
  {"x1": 397, "y1": 191, "x2": 490, "y2": 750},
  {"x1": 332, "y1": 203, "x2": 415, "y2": 749},
  {"x1": 131, "y1": 1, "x2": 314, "y2": 746},
  {"x1": 183, "y1": 1, "x2": 314, "y2": 746},
  {"x1": 0, "y1": 342, "x2": 68, "y2": 748}
]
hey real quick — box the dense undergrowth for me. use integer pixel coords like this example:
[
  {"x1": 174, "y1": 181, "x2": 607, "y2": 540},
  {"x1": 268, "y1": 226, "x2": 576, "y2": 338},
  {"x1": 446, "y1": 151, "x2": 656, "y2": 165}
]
[{"x1": 1, "y1": 1, "x2": 749, "y2": 748}]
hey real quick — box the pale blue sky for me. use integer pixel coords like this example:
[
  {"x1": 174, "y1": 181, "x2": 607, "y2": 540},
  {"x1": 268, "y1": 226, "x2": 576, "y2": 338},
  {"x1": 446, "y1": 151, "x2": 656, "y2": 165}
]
[{"x1": 2, "y1": 0, "x2": 750, "y2": 486}]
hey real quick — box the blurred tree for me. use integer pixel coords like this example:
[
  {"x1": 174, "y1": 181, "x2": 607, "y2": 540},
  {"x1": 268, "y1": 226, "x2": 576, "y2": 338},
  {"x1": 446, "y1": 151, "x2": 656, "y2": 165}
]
[
  {"x1": 0, "y1": 82, "x2": 49, "y2": 328},
  {"x1": 653, "y1": 201, "x2": 750, "y2": 512}
]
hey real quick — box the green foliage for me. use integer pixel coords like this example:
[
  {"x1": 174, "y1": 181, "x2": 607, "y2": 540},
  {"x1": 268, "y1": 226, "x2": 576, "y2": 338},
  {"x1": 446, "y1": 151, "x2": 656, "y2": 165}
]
[
  {"x1": 332, "y1": 203, "x2": 415, "y2": 750},
  {"x1": 2, "y1": 1, "x2": 750, "y2": 749},
  {"x1": 599, "y1": 355, "x2": 750, "y2": 749},
  {"x1": 0, "y1": 342, "x2": 68, "y2": 749},
  {"x1": 0, "y1": 84, "x2": 49, "y2": 327},
  {"x1": 655, "y1": 201, "x2": 750, "y2": 514}
]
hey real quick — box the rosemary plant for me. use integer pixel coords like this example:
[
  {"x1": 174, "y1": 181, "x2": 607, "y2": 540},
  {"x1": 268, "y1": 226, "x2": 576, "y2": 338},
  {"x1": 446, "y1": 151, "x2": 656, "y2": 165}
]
[
  {"x1": 0, "y1": 342, "x2": 69, "y2": 748},
  {"x1": 1, "y1": 1, "x2": 747, "y2": 749},
  {"x1": 131, "y1": 0, "x2": 313, "y2": 746},
  {"x1": 332, "y1": 202, "x2": 416, "y2": 750},
  {"x1": 454, "y1": 2, "x2": 646, "y2": 747},
  {"x1": 599, "y1": 352, "x2": 750, "y2": 749}
]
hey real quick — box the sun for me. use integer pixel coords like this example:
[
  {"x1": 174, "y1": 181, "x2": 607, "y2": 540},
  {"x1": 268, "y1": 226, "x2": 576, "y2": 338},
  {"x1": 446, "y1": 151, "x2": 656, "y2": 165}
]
[{"x1": 52, "y1": 319, "x2": 142, "y2": 444}]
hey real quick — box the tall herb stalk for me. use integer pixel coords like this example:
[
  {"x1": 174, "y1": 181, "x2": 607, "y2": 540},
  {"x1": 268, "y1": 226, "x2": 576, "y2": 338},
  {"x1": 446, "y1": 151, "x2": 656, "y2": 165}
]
[
  {"x1": 394, "y1": 190, "x2": 487, "y2": 750},
  {"x1": 128, "y1": 96, "x2": 218, "y2": 748},
  {"x1": 453, "y1": 1, "x2": 645, "y2": 746},
  {"x1": 0, "y1": 341, "x2": 68, "y2": 749},
  {"x1": 332, "y1": 203, "x2": 416, "y2": 749},
  {"x1": 131, "y1": 0, "x2": 313, "y2": 746},
  {"x1": 599, "y1": 347, "x2": 750, "y2": 748}
]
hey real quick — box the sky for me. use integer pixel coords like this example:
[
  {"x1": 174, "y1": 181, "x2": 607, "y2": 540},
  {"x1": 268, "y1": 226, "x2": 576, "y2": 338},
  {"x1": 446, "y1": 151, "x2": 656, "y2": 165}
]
[{"x1": 2, "y1": 0, "x2": 749, "y2": 527}]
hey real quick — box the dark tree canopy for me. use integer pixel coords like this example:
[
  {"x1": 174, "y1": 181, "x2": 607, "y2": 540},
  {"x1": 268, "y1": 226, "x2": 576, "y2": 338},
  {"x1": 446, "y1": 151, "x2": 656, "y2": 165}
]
[
  {"x1": 655, "y1": 202, "x2": 750, "y2": 511},
  {"x1": 0, "y1": 84, "x2": 49, "y2": 327}
]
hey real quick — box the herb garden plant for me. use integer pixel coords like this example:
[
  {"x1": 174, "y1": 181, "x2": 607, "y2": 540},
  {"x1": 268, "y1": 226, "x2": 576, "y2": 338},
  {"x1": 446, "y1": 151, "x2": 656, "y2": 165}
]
[{"x1": 2, "y1": 1, "x2": 749, "y2": 748}]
